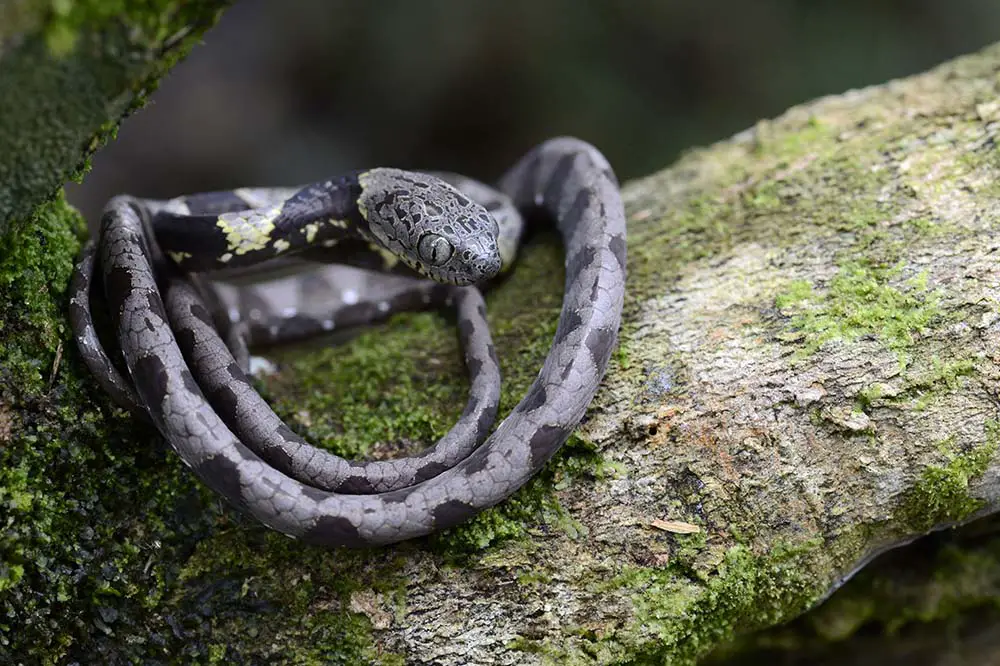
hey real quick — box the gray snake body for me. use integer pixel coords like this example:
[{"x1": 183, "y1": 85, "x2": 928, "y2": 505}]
[{"x1": 70, "y1": 137, "x2": 626, "y2": 546}]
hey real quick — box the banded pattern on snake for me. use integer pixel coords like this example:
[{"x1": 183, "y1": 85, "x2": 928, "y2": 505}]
[{"x1": 70, "y1": 137, "x2": 626, "y2": 546}]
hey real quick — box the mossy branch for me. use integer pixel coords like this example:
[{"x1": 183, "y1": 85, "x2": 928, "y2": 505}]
[
  {"x1": 0, "y1": 1, "x2": 228, "y2": 235},
  {"x1": 2, "y1": 20, "x2": 1000, "y2": 666}
]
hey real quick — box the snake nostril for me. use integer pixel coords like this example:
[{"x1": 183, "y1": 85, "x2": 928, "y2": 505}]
[{"x1": 482, "y1": 255, "x2": 501, "y2": 280}]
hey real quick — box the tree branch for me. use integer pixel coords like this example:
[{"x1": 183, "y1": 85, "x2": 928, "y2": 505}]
[{"x1": 2, "y1": 21, "x2": 999, "y2": 665}]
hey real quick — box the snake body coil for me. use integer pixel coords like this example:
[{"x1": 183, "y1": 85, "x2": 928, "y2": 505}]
[{"x1": 70, "y1": 137, "x2": 626, "y2": 546}]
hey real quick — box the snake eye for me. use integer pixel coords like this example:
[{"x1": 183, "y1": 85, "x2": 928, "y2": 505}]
[{"x1": 417, "y1": 233, "x2": 454, "y2": 266}]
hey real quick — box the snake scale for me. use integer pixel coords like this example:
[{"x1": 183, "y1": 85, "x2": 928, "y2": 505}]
[{"x1": 70, "y1": 137, "x2": 626, "y2": 546}]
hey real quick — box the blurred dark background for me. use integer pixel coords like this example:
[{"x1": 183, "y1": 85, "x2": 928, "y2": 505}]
[{"x1": 67, "y1": 0, "x2": 1000, "y2": 223}]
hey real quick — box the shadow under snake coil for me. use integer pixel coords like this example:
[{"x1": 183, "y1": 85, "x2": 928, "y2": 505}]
[{"x1": 70, "y1": 137, "x2": 627, "y2": 546}]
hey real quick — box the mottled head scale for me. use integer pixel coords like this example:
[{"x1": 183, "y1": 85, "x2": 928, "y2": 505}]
[{"x1": 357, "y1": 168, "x2": 502, "y2": 285}]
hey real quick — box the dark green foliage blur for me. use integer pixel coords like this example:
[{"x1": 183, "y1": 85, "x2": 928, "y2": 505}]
[{"x1": 68, "y1": 0, "x2": 1000, "y2": 221}]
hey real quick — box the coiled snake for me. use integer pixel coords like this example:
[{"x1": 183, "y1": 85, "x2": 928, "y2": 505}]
[{"x1": 70, "y1": 137, "x2": 626, "y2": 546}]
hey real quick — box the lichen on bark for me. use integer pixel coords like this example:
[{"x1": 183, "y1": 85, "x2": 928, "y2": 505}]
[{"x1": 2, "y1": 12, "x2": 1000, "y2": 665}]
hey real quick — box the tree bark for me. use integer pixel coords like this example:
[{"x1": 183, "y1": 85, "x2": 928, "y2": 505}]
[{"x1": 2, "y1": 16, "x2": 1000, "y2": 665}]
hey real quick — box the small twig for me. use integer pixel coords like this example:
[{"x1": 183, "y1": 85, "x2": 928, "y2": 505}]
[
  {"x1": 650, "y1": 519, "x2": 701, "y2": 534},
  {"x1": 48, "y1": 341, "x2": 63, "y2": 390}
]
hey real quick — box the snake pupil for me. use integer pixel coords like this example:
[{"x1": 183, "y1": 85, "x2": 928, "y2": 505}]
[{"x1": 418, "y1": 232, "x2": 454, "y2": 267}]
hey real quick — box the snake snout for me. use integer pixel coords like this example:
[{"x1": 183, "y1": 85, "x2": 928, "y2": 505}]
[
  {"x1": 464, "y1": 238, "x2": 502, "y2": 284},
  {"x1": 482, "y1": 248, "x2": 502, "y2": 280}
]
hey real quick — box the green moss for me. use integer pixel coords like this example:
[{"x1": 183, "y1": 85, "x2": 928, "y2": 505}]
[
  {"x1": 0, "y1": 142, "x2": 604, "y2": 663},
  {"x1": 0, "y1": 0, "x2": 198, "y2": 48},
  {"x1": 774, "y1": 279, "x2": 813, "y2": 309},
  {"x1": 629, "y1": 542, "x2": 824, "y2": 665},
  {"x1": 620, "y1": 109, "x2": 896, "y2": 318},
  {"x1": 744, "y1": 180, "x2": 782, "y2": 211},
  {"x1": 910, "y1": 357, "x2": 977, "y2": 392},
  {"x1": 627, "y1": 194, "x2": 735, "y2": 298},
  {"x1": 715, "y1": 514, "x2": 1000, "y2": 661},
  {"x1": 39, "y1": 0, "x2": 218, "y2": 55},
  {"x1": 902, "y1": 357, "x2": 978, "y2": 410},
  {"x1": 483, "y1": 235, "x2": 568, "y2": 412},
  {"x1": 905, "y1": 216, "x2": 935, "y2": 233},
  {"x1": 822, "y1": 536, "x2": 1000, "y2": 637},
  {"x1": 511, "y1": 541, "x2": 826, "y2": 665},
  {"x1": 897, "y1": 422, "x2": 999, "y2": 533},
  {"x1": 0, "y1": 195, "x2": 223, "y2": 662},
  {"x1": 263, "y1": 313, "x2": 472, "y2": 459},
  {"x1": 3, "y1": 23, "x2": 1000, "y2": 665},
  {"x1": 836, "y1": 205, "x2": 884, "y2": 232},
  {"x1": 708, "y1": 425, "x2": 999, "y2": 662},
  {"x1": 0, "y1": 5, "x2": 237, "y2": 662},
  {"x1": 855, "y1": 383, "x2": 883, "y2": 410},
  {"x1": 0, "y1": 0, "x2": 227, "y2": 236},
  {"x1": 169, "y1": 531, "x2": 405, "y2": 665},
  {"x1": 852, "y1": 357, "x2": 978, "y2": 415},
  {"x1": 430, "y1": 436, "x2": 604, "y2": 556},
  {"x1": 752, "y1": 115, "x2": 830, "y2": 158},
  {"x1": 600, "y1": 61, "x2": 1000, "y2": 662},
  {"x1": 264, "y1": 234, "x2": 566, "y2": 455},
  {"x1": 776, "y1": 259, "x2": 941, "y2": 358},
  {"x1": 516, "y1": 570, "x2": 554, "y2": 586},
  {"x1": 0, "y1": 197, "x2": 80, "y2": 393}
]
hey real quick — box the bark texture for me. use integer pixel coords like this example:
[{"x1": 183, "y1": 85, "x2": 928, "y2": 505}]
[{"x1": 2, "y1": 17, "x2": 1000, "y2": 665}]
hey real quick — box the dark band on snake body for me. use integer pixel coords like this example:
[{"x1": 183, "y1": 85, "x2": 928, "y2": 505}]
[{"x1": 72, "y1": 138, "x2": 626, "y2": 546}]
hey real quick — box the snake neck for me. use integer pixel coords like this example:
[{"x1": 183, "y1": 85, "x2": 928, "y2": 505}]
[{"x1": 149, "y1": 173, "x2": 369, "y2": 272}]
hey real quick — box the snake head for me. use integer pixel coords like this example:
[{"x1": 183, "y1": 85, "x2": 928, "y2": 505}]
[{"x1": 357, "y1": 168, "x2": 502, "y2": 285}]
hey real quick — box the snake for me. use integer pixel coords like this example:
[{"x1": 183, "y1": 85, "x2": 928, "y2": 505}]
[
  {"x1": 70, "y1": 137, "x2": 626, "y2": 546},
  {"x1": 73, "y1": 171, "x2": 520, "y2": 494}
]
